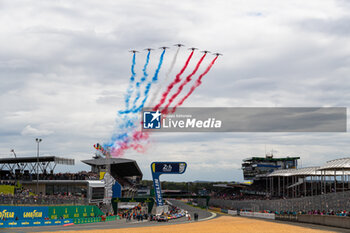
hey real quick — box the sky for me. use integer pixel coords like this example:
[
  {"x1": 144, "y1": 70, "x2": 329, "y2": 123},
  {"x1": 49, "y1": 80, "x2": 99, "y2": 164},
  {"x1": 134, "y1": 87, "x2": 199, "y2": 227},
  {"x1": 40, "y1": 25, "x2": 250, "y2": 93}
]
[{"x1": 0, "y1": 0, "x2": 350, "y2": 182}]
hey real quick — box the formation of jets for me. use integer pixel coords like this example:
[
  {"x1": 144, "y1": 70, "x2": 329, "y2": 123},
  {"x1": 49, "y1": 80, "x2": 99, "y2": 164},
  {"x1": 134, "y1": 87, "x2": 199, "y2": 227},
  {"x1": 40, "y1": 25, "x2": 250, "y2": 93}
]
[{"x1": 129, "y1": 44, "x2": 222, "y2": 56}]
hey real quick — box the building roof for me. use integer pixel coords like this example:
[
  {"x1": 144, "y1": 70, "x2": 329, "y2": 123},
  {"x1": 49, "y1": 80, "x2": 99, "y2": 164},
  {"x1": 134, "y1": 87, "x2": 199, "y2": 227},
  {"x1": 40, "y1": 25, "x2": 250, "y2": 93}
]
[
  {"x1": 0, "y1": 156, "x2": 74, "y2": 165},
  {"x1": 318, "y1": 158, "x2": 350, "y2": 171},
  {"x1": 82, "y1": 158, "x2": 143, "y2": 178},
  {"x1": 268, "y1": 166, "x2": 350, "y2": 177},
  {"x1": 243, "y1": 156, "x2": 300, "y2": 162},
  {"x1": 268, "y1": 167, "x2": 320, "y2": 177}
]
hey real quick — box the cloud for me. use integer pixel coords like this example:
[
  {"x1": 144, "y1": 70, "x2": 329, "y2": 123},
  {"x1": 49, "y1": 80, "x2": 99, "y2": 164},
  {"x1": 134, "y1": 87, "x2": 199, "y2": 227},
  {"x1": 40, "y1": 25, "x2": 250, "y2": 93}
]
[
  {"x1": 21, "y1": 125, "x2": 54, "y2": 136},
  {"x1": 0, "y1": 0, "x2": 349, "y2": 181}
]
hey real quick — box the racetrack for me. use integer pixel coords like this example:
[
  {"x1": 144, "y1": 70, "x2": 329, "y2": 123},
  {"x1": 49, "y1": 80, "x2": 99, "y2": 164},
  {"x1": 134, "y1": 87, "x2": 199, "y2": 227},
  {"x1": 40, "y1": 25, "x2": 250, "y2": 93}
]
[
  {"x1": 5, "y1": 201, "x2": 350, "y2": 233},
  {"x1": 37, "y1": 216, "x2": 349, "y2": 233}
]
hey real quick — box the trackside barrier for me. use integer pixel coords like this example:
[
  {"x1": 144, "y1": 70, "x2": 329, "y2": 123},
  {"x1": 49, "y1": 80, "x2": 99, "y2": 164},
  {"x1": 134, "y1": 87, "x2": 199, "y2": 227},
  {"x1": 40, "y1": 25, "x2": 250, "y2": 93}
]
[
  {"x1": 228, "y1": 210, "x2": 238, "y2": 216},
  {"x1": 298, "y1": 215, "x2": 350, "y2": 229},
  {"x1": 0, "y1": 219, "x2": 73, "y2": 228},
  {"x1": 105, "y1": 216, "x2": 116, "y2": 221},
  {"x1": 221, "y1": 208, "x2": 228, "y2": 214},
  {"x1": 73, "y1": 217, "x2": 102, "y2": 224},
  {"x1": 209, "y1": 206, "x2": 221, "y2": 212},
  {"x1": 276, "y1": 214, "x2": 298, "y2": 221},
  {"x1": 240, "y1": 211, "x2": 275, "y2": 220},
  {"x1": 71, "y1": 216, "x2": 116, "y2": 225},
  {"x1": 240, "y1": 211, "x2": 254, "y2": 217},
  {"x1": 49, "y1": 205, "x2": 104, "y2": 219},
  {"x1": 0, "y1": 206, "x2": 49, "y2": 220},
  {"x1": 210, "y1": 191, "x2": 350, "y2": 213},
  {"x1": 254, "y1": 212, "x2": 275, "y2": 219}
]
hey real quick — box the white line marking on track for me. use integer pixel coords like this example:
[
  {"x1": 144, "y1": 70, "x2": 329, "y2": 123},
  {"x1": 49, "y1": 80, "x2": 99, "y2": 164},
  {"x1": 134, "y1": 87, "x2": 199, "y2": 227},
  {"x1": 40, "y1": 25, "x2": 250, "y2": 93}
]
[
  {"x1": 199, "y1": 212, "x2": 217, "y2": 222},
  {"x1": 130, "y1": 220, "x2": 149, "y2": 224}
]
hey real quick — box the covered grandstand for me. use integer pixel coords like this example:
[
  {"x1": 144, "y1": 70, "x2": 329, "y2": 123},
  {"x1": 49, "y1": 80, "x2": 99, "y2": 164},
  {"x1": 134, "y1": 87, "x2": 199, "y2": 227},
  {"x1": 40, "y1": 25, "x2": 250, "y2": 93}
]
[
  {"x1": 265, "y1": 158, "x2": 350, "y2": 198},
  {"x1": 82, "y1": 157, "x2": 143, "y2": 198},
  {"x1": 0, "y1": 155, "x2": 143, "y2": 205}
]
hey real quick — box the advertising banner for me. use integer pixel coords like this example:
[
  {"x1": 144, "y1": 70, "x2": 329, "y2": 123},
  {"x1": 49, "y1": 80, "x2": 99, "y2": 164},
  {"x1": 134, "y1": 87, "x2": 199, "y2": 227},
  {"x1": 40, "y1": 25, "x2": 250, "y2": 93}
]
[
  {"x1": 49, "y1": 205, "x2": 103, "y2": 219},
  {"x1": 0, "y1": 218, "x2": 73, "y2": 228},
  {"x1": 150, "y1": 162, "x2": 187, "y2": 206},
  {"x1": 0, "y1": 206, "x2": 49, "y2": 220}
]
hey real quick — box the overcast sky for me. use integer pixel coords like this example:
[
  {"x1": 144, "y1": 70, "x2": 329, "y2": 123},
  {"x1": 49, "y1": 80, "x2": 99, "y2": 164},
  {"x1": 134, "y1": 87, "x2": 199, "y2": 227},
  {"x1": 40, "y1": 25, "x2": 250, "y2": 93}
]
[{"x1": 0, "y1": 0, "x2": 349, "y2": 182}]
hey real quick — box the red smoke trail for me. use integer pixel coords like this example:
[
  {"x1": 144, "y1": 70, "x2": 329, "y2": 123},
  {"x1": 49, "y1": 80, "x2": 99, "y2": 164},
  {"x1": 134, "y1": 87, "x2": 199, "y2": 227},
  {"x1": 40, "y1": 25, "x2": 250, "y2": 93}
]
[
  {"x1": 171, "y1": 56, "x2": 219, "y2": 113},
  {"x1": 110, "y1": 131, "x2": 150, "y2": 157},
  {"x1": 162, "y1": 53, "x2": 207, "y2": 114},
  {"x1": 153, "y1": 51, "x2": 194, "y2": 111}
]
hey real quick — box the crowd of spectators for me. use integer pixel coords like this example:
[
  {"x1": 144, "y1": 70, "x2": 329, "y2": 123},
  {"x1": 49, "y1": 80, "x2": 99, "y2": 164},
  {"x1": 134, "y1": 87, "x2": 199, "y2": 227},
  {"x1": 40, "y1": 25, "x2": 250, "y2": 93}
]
[
  {"x1": 238, "y1": 209, "x2": 350, "y2": 217},
  {"x1": 0, "y1": 180, "x2": 15, "y2": 185},
  {"x1": 119, "y1": 203, "x2": 148, "y2": 222},
  {"x1": 1, "y1": 171, "x2": 99, "y2": 181},
  {"x1": 0, "y1": 192, "x2": 87, "y2": 205},
  {"x1": 118, "y1": 202, "x2": 184, "y2": 223},
  {"x1": 211, "y1": 191, "x2": 272, "y2": 201},
  {"x1": 25, "y1": 171, "x2": 99, "y2": 181},
  {"x1": 275, "y1": 210, "x2": 350, "y2": 217}
]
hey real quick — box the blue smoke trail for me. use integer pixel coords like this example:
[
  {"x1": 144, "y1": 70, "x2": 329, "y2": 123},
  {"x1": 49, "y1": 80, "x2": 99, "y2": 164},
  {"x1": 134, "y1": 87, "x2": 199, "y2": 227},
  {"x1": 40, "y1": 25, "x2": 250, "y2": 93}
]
[
  {"x1": 119, "y1": 49, "x2": 166, "y2": 114},
  {"x1": 134, "y1": 49, "x2": 166, "y2": 113},
  {"x1": 131, "y1": 51, "x2": 151, "y2": 110},
  {"x1": 124, "y1": 53, "x2": 136, "y2": 110},
  {"x1": 103, "y1": 114, "x2": 137, "y2": 148}
]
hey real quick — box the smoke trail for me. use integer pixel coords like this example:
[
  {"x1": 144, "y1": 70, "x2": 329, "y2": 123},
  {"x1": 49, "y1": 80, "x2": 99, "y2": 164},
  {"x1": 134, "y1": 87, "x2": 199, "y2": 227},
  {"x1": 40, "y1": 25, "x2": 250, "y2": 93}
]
[
  {"x1": 124, "y1": 53, "x2": 136, "y2": 110},
  {"x1": 103, "y1": 114, "x2": 137, "y2": 149},
  {"x1": 131, "y1": 51, "x2": 151, "y2": 110},
  {"x1": 162, "y1": 53, "x2": 206, "y2": 114},
  {"x1": 153, "y1": 51, "x2": 194, "y2": 111},
  {"x1": 108, "y1": 51, "x2": 165, "y2": 156},
  {"x1": 147, "y1": 47, "x2": 181, "y2": 107},
  {"x1": 132, "y1": 49, "x2": 166, "y2": 113},
  {"x1": 110, "y1": 131, "x2": 150, "y2": 157},
  {"x1": 171, "y1": 56, "x2": 219, "y2": 113}
]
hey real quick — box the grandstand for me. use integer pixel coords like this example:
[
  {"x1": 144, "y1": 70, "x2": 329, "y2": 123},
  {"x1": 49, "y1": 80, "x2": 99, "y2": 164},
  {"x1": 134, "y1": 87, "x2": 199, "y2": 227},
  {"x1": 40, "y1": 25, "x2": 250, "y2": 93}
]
[
  {"x1": 82, "y1": 157, "x2": 142, "y2": 198},
  {"x1": 209, "y1": 157, "x2": 350, "y2": 213},
  {"x1": 0, "y1": 155, "x2": 142, "y2": 205},
  {"x1": 265, "y1": 158, "x2": 350, "y2": 198}
]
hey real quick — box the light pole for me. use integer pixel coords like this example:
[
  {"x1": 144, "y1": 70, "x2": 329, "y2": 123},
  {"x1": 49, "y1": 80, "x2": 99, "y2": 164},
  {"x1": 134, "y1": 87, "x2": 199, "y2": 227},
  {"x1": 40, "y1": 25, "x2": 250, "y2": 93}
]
[{"x1": 35, "y1": 138, "x2": 42, "y2": 194}]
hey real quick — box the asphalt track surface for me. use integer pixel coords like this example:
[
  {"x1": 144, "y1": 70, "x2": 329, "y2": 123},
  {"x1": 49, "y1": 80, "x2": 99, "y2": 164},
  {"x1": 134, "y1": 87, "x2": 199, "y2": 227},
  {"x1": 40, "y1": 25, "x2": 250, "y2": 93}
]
[
  {"x1": 1, "y1": 200, "x2": 349, "y2": 233},
  {"x1": 1, "y1": 200, "x2": 214, "y2": 233}
]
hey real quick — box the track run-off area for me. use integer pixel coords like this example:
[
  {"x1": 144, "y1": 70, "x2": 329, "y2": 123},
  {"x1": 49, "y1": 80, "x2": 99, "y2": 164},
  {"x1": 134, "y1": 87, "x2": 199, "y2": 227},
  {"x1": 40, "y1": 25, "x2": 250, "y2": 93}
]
[
  {"x1": 5, "y1": 200, "x2": 349, "y2": 233},
  {"x1": 39, "y1": 216, "x2": 348, "y2": 233}
]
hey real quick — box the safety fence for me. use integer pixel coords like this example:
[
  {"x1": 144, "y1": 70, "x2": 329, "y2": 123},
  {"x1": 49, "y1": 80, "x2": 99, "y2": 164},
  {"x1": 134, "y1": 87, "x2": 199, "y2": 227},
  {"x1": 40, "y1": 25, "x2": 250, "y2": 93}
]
[
  {"x1": 240, "y1": 211, "x2": 275, "y2": 219},
  {"x1": 209, "y1": 190, "x2": 350, "y2": 212},
  {"x1": 212, "y1": 207, "x2": 274, "y2": 219}
]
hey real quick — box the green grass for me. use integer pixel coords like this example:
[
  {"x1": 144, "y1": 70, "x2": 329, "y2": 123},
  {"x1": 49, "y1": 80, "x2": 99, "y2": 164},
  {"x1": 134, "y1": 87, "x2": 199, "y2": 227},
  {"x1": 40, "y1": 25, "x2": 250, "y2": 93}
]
[{"x1": 0, "y1": 185, "x2": 15, "y2": 194}]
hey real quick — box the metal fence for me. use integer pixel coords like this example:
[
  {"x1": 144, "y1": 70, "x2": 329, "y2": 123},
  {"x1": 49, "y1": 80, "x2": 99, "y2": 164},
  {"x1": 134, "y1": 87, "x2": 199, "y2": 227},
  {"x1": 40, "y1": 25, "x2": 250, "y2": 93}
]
[{"x1": 209, "y1": 191, "x2": 350, "y2": 212}]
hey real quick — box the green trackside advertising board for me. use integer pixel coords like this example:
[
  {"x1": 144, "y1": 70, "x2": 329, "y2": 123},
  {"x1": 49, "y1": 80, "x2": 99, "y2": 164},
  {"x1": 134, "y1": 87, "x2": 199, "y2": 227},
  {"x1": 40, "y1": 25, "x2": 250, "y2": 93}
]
[
  {"x1": 73, "y1": 216, "x2": 115, "y2": 225},
  {"x1": 49, "y1": 206, "x2": 104, "y2": 219},
  {"x1": 73, "y1": 217, "x2": 102, "y2": 224}
]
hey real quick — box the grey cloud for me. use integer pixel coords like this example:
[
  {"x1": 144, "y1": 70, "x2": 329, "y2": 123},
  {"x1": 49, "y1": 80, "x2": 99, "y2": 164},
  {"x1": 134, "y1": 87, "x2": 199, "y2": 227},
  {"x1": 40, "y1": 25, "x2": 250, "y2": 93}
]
[
  {"x1": 298, "y1": 17, "x2": 350, "y2": 36},
  {"x1": 0, "y1": 0, "x2": 350, "y2": 181}
]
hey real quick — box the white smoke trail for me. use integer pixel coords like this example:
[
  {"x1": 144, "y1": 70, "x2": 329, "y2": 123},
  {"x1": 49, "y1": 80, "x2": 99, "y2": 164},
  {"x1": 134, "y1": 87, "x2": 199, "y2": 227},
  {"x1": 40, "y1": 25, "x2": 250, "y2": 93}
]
[{"x1": 146, "y1": 46, "x2": 180, "y2": 107}]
